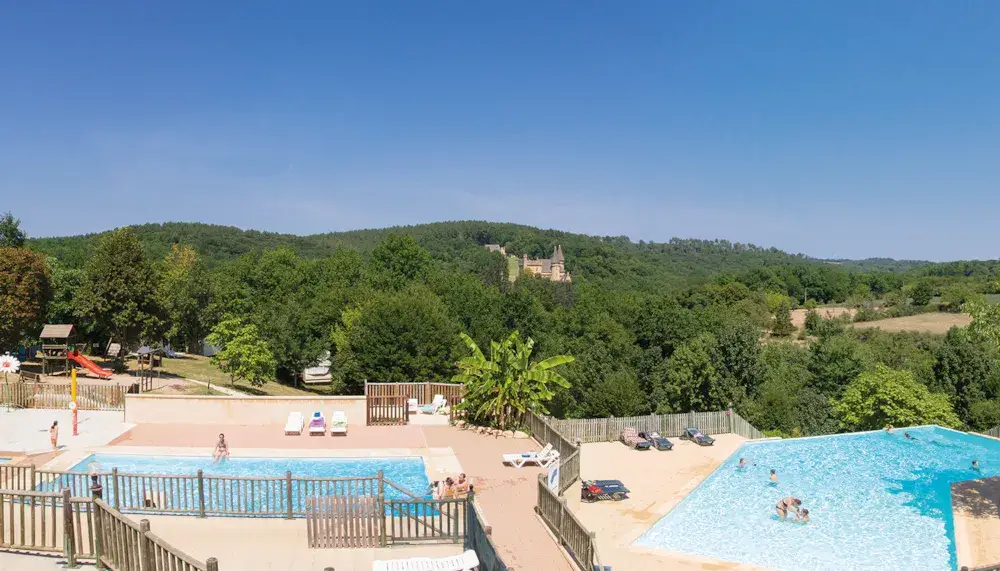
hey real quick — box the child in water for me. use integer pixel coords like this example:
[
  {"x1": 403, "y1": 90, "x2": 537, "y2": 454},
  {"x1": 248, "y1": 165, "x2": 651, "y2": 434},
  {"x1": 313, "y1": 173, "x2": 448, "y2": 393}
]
[
  {"x1": 737, "y1": 458, "x2": 748, "y2": 471},
  {"x1": 794, "y1": 508, "x2": 810, "y2": 523},
  {"x1": 769, "y1": 469, "x2": 778, "y2": 485},
  {"x1": 973, "y1": 460, "x2": 981, "y2": 472}
]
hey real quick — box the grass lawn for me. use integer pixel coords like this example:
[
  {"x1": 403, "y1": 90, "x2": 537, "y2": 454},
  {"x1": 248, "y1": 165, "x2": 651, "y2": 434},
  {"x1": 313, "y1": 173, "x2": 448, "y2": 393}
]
[
  {"x1": 157, "y1": 354, "x2": 338, "y2": 397},
  {"x1": 145, "y1": 381, "x2": 225, "y2": 396}
]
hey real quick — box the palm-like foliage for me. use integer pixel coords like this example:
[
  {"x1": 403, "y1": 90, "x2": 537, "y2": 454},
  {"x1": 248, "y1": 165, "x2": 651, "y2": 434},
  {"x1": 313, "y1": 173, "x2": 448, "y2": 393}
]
[{"x1": 452, "y1": 331, "x2": 573, "y2": 429}]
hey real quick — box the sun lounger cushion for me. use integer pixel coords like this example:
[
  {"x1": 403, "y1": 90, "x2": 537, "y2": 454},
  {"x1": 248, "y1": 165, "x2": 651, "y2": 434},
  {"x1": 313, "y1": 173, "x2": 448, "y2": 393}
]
[{"x1": 620, "y1": 427, "x2": 651, "y2": 450}]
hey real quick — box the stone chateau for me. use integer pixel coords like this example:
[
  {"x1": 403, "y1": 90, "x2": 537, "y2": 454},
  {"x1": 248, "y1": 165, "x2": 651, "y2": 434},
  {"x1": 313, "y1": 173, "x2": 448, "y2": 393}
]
[{"x1": 484, "y1": 244, "x2": 572, "y2": 282}]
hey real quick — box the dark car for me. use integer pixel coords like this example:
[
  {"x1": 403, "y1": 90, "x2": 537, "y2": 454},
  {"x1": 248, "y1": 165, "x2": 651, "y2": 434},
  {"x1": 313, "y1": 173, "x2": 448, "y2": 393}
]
[
  {"x1": 681, "y1": 427, "x2": 715, "y2": 446},
  {"x1": 639, "y1": 431, "x2": 674, "y2": 450}
]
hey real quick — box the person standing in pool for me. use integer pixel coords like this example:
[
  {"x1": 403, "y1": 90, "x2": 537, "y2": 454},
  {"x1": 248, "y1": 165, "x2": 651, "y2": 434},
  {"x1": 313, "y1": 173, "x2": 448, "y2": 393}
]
[
  {"x1": 769, "y1": 469, "x2": 778, "y2": 485},
  {"x1": 737, "y1": 458, "x2": 748, "y2": 471},
  {"x1": 973, "y1": 460, "x2": 981, "y2": 472},
  {"x1": 794, "y1": 508, "x2": 810, "y2": 523},
  {"x1": 212, "y1": 433, "x2": 230, "y2": 463},
  {"x1": 775, "y1": 497, "x2": 802, "y2": 519}
]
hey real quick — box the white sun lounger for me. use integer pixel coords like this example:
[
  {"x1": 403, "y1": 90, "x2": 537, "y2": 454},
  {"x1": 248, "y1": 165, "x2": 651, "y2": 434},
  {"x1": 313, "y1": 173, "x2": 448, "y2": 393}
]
[
  {"x1": 308, "y1": 412, "x2": 326, "y2": 436},
  {"x1": 372, "y1": 549, "x2": 479, "y2": 571},
  {"x1": 419, "y1": 394, "x2": 446, "y2": 414},
  {"x1": 331, "y1": 410, "x2": 348, "y2": 435},
  {"x1": 502, "y1": 443, "x2": 558, "y2": 468},
  {"x1": 284, "y1": 412, "x2": 304, "y2": 435}
]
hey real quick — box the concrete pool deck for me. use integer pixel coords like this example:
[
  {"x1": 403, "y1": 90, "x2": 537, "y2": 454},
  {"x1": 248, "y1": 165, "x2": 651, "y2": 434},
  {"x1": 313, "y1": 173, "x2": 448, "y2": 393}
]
[
  {"x1": 565, "y1": 434, "x2": 772, "y2": 571},
  {"x1": 952, "y1": 475, "x2": 1000, "y2": 569},
  {"x1": 0, "y1": 408, "x2": 133, "y2": 455},
  {"x1": 14, "y1": 422, "x2": 572, "y2": 571}
]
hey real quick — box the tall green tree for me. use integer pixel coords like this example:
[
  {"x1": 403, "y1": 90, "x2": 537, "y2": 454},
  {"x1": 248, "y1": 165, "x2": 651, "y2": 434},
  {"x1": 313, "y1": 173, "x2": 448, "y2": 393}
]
[
  {"x1": 74, "y1": 228, "x2": 161, "y2": 347},
  {"x1": 339, "y1": 285, "x2": 459, "y2": 390},
  {"x1": 658, "y1": 333, "x2": 720, "y2": 412},
  {"x1": 157, "y1": 245, "x2": 210, "y2": 352},
  {"x1": 367, "y1": 234, "x2": 431, "y2": 290},
  {"x1": 206, "y1": 318, "x2": 276, "y2": 387},
  {"x1": 770, "y1": 300, "x2": 796, "y2": 337},
  {"x1": 0, "y1": 212, "x2": 27, "y2": 248},
  {"x1": 832, "y1": 365, "x2": 960, "y2": 431},
  {"x1": 0, "y1": 248, "x2": 53, "y2": 350},
  {"x1": 909, "y1": 280, "x2": 935, "y2": 306},
  {"x1": 453, "y1": 330, "x2": 574, "y2": 429}
]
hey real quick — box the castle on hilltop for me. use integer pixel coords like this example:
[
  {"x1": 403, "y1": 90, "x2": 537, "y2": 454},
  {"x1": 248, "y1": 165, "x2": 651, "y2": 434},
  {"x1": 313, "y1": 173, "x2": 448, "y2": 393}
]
[{"x1": 484, "y1": 244, "x2": 571, "y2": 282}]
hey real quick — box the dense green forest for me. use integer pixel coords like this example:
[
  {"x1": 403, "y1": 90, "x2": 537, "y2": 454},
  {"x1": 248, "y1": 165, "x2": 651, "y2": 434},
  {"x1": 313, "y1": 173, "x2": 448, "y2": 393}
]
[{"x1": 7, "y1": 216, "x2": 1000, "y2": 436}]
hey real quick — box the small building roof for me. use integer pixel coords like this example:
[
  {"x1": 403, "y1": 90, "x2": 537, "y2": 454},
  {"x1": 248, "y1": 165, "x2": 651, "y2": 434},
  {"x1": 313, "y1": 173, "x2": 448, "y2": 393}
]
[
  {"x1": 40, "y1": 324, "x2": 76, "y2": 339},
  {"x1": 136, "y1": 346, "x2": 163, "y2": 355}
]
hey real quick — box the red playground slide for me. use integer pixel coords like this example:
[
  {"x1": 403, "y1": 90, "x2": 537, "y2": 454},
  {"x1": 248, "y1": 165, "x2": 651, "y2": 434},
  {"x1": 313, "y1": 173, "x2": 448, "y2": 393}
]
[{"x1": 67, "y1": 350, "x2": 113, "y2": 379}]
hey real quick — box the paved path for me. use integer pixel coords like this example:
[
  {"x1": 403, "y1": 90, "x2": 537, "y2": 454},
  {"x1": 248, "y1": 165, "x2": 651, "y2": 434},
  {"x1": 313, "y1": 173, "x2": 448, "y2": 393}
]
[
  {"x1": 0, "y1": 552, "x2": 93, "y2": 569},
  {"x1": 423, "y1": 426, "x2": 575, "y2": 571},
  {"x1": 179, "y1": 377, "x2": 244, "y2": 396}
]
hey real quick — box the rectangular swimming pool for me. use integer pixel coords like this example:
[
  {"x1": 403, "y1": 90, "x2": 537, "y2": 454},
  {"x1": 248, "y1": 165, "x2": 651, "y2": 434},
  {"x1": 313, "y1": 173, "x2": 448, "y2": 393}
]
[
  {"x1": 634, "y1": 426, "x2": 997, "y2": 571},
  {"x1": 43, "y1": 454, "x2": 433, "y2": 516}
]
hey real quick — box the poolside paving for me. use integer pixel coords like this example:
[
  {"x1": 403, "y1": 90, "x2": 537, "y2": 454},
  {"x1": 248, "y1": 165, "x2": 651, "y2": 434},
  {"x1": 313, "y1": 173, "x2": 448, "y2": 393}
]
[
  {"x1": 565, "y1": 435, "x2": 772, "y2": 571},
  {"x1": 952, "y1": 475, "x2": 1000, "y2": 569},
  {"x1": 0, "y1": 408, "x2": 133, "y2": 455},
  {"x1": 50, "y1": 422, "x2": 574, "y2": 571}
]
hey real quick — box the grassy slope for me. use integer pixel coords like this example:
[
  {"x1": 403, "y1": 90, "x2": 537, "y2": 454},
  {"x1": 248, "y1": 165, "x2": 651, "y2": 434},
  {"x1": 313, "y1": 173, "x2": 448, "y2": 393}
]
[{"x1": 157, "y1": 355, "x2": 338, "y2": 397}]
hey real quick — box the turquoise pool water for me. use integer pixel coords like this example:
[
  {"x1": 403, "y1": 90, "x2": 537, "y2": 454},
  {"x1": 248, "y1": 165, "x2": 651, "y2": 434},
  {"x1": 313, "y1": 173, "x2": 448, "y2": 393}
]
[
  {"x1": 56, "y1": 454, "x2": 432, "y2": 515},
  {"x1": 635, "y1": 426, "x2": 999, "y2": 571}
]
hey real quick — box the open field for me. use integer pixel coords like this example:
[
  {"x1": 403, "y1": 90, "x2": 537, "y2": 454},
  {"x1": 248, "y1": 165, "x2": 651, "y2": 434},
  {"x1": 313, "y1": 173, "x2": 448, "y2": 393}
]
[
  {"x1": 854, "y1": 312, "x2": 972, "y2": 334},
  {"x1": 157, "y1": 354, "x2": 328, "y2": 397}
]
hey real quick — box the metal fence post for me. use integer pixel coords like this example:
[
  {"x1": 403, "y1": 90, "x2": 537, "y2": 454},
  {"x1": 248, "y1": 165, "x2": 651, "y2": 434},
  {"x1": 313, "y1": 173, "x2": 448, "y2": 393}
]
[
  {"x1": 197, "y1": 470, "x2": 206, "y2": 518},
  {"x1": 62, "y1": 488, "x2": 78, "y2": 568},
  {"x1": 285, "y1": 471, "x2": 294, "y2": 519}
]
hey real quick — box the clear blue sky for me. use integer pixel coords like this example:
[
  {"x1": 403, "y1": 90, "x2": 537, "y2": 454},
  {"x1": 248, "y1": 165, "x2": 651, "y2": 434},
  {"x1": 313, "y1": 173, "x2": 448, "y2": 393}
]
[{"x1": 2, "y1": 1, "x2": 999, "y2": 261}]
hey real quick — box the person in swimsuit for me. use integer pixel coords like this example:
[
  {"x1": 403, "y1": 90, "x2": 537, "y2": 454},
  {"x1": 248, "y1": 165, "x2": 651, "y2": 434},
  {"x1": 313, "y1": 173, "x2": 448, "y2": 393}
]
[
  {"x1": 737, "y1": 458, "x2": 748, "y2": 471},
  {"x1": 212, "y1": 433, "x2": 230, "y2": 463},
  {"x1": 455, "y1": 473, "x2": 471, "y2": 494},
  {"x1": 885, "y1": 425, "x2": 894, "y2": 433},
  {"x1": 795, "y1": 508, "x2": 810, "y2": 523},
  {"x1": 775, "y1": 497, "x2": 802, "y2": 519},
  {"x1": 973, "y1": 460, "x2": 981, "y2": 472},
  {"x1": 769, "y1": 469, "x2": 778, "y2": 484},
  {"x1": 49, "y1": 421, "x2": 59, "y2": 451}
]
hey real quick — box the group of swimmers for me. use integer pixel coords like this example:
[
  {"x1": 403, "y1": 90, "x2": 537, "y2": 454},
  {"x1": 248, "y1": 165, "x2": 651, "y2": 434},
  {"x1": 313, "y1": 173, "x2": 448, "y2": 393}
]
[
  {"x1": 430, "y1": 473, "x2": 473, "y2": 499},
  {"x1": 735, "y1": 458, "x2": 808, "y2": 523},
  {"x1": 889, "y1": 426, "x2": 984, "y2": 473}
]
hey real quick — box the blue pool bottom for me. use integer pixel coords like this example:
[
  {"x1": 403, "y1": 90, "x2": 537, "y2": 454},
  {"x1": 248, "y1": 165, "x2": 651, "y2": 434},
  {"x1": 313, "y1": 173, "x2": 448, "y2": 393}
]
[{"x1": 634, "y1": 426, "x2": 1000, "y2": 571}]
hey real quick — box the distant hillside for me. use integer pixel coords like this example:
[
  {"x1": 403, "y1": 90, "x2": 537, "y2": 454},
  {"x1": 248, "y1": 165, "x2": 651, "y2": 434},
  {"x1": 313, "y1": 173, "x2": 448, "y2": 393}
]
[
  {"x1": 27, "y1": 220, "x2": 930, "y2": 293},
  {"x1": 820, "y1": 258, "x2": 933, "y2": 272}
]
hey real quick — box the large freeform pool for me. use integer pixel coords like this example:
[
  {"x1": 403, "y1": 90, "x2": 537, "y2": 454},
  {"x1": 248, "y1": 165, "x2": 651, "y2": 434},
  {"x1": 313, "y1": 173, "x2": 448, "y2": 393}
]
[
  {"x1": 54, "y1": 454, "x2": 432, "y2": 515},
  {"x1": 635, "y1": 426, "x2": 999, "y2": 571}
]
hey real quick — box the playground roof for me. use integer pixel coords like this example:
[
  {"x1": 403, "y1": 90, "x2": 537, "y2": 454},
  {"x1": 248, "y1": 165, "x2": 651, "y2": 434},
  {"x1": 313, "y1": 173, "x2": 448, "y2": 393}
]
[
  {"x1": 136, "y1": 346, "x2": 163, "y2": 355},
  {"x1": 40, "y1": 324, "x2": 76, "y2": 339}
]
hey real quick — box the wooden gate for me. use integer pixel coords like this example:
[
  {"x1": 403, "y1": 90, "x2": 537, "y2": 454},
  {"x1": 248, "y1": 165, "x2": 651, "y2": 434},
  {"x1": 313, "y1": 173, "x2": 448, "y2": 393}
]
[
  {"x1": 366, "y1": 395, "x2": 408, "y2": 426},
  {"x1": 306, "y1": 495, "x2": 382, "y2": 548}
]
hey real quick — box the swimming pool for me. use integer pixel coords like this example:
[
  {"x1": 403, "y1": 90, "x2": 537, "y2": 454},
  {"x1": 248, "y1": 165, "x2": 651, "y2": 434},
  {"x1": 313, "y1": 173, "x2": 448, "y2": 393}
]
[
  {"x1": 50, "y1": 454, "x2": 432, "y2": 516},
  {"x1": 634, "y1": 426, "x2": 999, "y2": 571}
]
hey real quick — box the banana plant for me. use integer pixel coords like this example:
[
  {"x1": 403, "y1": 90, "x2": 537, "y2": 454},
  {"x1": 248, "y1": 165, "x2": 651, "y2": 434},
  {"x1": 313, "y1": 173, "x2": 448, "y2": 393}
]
[{"x1": 452, "y1": 331, "x2": 573, "y2": 430}]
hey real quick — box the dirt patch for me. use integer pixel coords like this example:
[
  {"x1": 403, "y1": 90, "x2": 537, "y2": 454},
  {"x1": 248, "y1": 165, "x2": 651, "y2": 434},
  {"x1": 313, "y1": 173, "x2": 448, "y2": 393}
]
[
  {"x1": 790, "y1": 307, "x2": 856, "y2": 329},
  {"x1": 145, "y1": 381, "x2": 221, "y2": 396},
  {"x1": 855, "y1": 313, "x2": 971, "y2": 334}
]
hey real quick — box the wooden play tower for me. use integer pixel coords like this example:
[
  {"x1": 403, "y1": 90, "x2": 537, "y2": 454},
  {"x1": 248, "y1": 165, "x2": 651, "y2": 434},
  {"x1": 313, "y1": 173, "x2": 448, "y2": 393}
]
[{"x1": 39, "y1": 324, "x2": 77, "y2": 376}]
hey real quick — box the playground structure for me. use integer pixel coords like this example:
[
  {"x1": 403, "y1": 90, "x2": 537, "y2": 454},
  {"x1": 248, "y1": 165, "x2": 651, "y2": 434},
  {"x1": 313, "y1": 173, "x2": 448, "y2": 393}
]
[{"x1": 38, "y1": 324, "x2": 113, "y2": 380}]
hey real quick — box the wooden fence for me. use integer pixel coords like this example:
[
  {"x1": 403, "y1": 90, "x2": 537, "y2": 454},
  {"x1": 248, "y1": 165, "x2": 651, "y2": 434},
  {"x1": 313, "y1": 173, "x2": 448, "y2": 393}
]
[
  {"x1": 0, "y1": 489, "x2": 216, "y2": 570},
  {"x1": 307, "y1": 495, "x2": 382, "y2": 548},
  {"x1": 365, "y1": 381, "x2": 465, "y2": 423},
  {"x1": 535, "y1": 475, "x2": 600, "y2": 571},
  {"x1": 549, "y1": 410, "x2": 765, "y2": 443},
  {"x1": 465, "y1": 496, "x2": 508, "y2": 571},
  {"x1": 1, "y1": 383, "x2": 126, "y2": 412},
  {"x1": 524, "y1": 411, "x2": 580, "y2": 493},
  {"x1": 366, "y1": 395, "x2": 408, "y2": 426}
]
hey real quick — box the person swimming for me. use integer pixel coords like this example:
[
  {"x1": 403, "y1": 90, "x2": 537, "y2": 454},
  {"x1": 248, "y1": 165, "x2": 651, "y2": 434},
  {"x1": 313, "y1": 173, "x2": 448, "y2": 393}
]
[
  {"x1": 769, "y1": 469, "x2": 778, "y2": 485},
  {"x1": 885, "y1": 425, "x2": 894, "y2": 433},
  {"x1": 973, "y1": 460, "x2": 981, "y2": 472},
  {"x1": 775, "y1": 497, "x2": 802, "y2": 519},
  {"x1": 737, "y1": 458, "x2": 748, "y2": 471}
]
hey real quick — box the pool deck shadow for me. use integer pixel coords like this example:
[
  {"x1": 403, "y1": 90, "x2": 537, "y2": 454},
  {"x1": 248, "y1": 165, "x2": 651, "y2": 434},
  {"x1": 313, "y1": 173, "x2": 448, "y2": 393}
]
[{"x1": 952, "y1": 476, "x2": 1000, "y2": 569}]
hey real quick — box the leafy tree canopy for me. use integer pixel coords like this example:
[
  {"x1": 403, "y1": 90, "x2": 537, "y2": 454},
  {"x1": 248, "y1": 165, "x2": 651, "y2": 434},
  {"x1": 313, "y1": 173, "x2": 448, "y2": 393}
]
[
  {"x1": 832, "y1": 365, "x2": 960, "y2": 431},
  {"x1": 0, "y1": 248, "x2": 52, "y2": 350}
]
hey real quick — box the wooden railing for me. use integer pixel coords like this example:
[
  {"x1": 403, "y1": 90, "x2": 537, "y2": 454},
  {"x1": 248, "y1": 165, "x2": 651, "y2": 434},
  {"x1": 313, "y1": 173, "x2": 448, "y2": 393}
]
[
  {"x1": 535, "y1": 475, "x2": 597, "y2": 571},
  {"x1": 386, "y1": 497, "x2": 467, "y2": 543},
  {"x1": 0, "y1": 489, "x2": 216, "y2": 569},
  {"x1": 525, "y1": 411, "x2": 581, "y2": 492},
  {"x1": 1, "y1": 383, "x2": 126, "y2": 411},
  {"x1": 963, "y1": 565, "x2": 1000, "y2": 571},
  {"x1": 366, "y1": 395, "x2": 408, "y2": 426},
  {"x1": 549, "y1": 409, "x2": 764, "y2": 443},
  {"x1": 465, "y1": 495, "x2": 508, "y2": 571},
  {"x1": 365, "y1": 381, "x2": 465, "y2": 423}
]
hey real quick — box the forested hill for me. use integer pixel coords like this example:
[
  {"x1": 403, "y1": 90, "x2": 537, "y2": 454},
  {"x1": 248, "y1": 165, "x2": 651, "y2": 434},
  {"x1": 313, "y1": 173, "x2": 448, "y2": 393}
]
[{"x1": 28, "y1": 220, "x2": 841, "y2": 291}]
